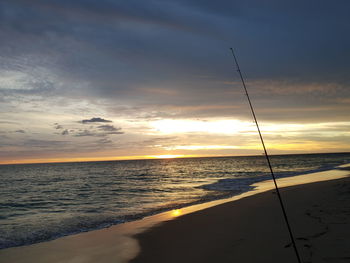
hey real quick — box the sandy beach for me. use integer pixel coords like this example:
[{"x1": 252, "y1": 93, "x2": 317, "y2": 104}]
[
  {"x1": 132, "y1": 176, "x2": 350, "y2": 263},
  {"x1": 0, "y1": 167, "x2": 349, "y2": 263}
]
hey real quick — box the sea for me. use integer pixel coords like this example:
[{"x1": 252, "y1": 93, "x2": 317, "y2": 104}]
[{"x1": 1, "y1": 152, "x2": 350, "y2": 249}]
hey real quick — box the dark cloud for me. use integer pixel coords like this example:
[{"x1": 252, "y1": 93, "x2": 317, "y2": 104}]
[
  {"x1": 2, "y1": 0, "x2": 349, "y2": 89},
  {"x1": 52, "y1": 121, "x2": 123, "y2": 138},
  {"x1": 97, "y1": 125, "x2": 121, "y2": 132},
  {"x1": 108, "y1": 131, "x2": 124, "y2": 135},
  {"x1": 81, "y1": 117, "x2": 112, "y2": 124},
  {"x1": 73, "y1": 127, "x2": 123, "y2": 137},
  {"x1": 96, "y1": 138, "x2": 113, "y2": 144},
  {"x1": 15, "y1": 129, "x2": 25, "y2": 133},
  {"x1": 1, "y1": 0, "x2": 349, "y2": 126},
  {"x1": 74, "y1": 129, "x2": 99, "y2": 137}
]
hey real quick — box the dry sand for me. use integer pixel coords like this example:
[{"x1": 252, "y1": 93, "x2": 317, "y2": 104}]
[
  {"x1": 0, "y1": 168, "x2": 349, "y2": 263},
  {"x1": 131, "y1": 177, "x2": 350, "y2": 263}
]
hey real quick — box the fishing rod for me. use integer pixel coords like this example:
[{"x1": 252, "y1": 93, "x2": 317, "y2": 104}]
[{"x1": 229, "y1": 47, "x2": 302, "y2": 263}]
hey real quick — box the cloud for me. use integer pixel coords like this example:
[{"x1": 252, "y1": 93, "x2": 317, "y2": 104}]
[
  {"x1": 1, "y1": 0, "x2": 349, "y2": 125},
  {"x1": 81, "y1": 117, "x2": 112, "y2": 124},
  {"x1": 15, "y1": 129, "x2": 25, "y2": 133},
  {"x1": 73, "y1": 127, "x2": 123, "y2": 137},
  {"x1": 103, "y1": 131, "x2": 123, "y2": 135},
  {"x1": 74, "y1": 129, "x2": 99, "y2": 137},
  {"x1": 23, "y1": 139, "x2": 68, "y2": 148},
  {"x1": 96, "y1": 138, "x2": 113, "y2": 144},
  {"x1": 51, "y1": 121, "x2": 123, "y2": 138},
  {"x1": 54, "y1": 123, "x2": 63, "y2": 129},
  {"x1": 97, "y1": 125, "x2": 121, "y2": 132}
]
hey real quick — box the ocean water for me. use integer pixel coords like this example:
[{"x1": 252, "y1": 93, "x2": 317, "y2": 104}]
[{"x1": 1, "y1": 153, "x2": 349, "y2": 249}]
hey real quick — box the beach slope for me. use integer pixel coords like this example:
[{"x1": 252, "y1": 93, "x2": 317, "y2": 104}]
[{"x1": 131, "y1": 177, "x2": 350, "y2": 263}]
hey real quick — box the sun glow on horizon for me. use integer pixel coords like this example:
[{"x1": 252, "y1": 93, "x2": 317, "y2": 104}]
[
  {"x1": 2, "y1": 119, "x2": 349, "y2": 165},
  {"x1": 150, "y1": 119, "x2": 254, "y2": 134},
  {"x1": 163, "y1": 145, "x2": 240, "y2": 150},
  {"x1": 150, "y1": 119, "x2": 350, "y2": 136},
  {"x1": 146, "y1": 154, "x2": 187, "y2": 159}
]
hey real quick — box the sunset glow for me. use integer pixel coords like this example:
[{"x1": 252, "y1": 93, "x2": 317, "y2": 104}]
[
  {"x1": 163, "y1": 145, "x2": 240, "y2": 150},
  {"x1": 0, "y1": 1, "x2": 349, "y2": 165},
  {"x1": 151, "y1": 119, "x2": 254, "y2": 134},
  {"x1": 146, "y1": 155, "x2": 188, "y2": 159}
]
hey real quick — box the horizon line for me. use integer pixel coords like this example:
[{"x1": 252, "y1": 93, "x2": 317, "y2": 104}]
[{"x1": 1, "y1": 151, "x2": 349, "y2": 166}]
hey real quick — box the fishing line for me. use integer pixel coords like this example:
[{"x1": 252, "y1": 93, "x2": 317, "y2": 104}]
[{"x1": 229, "y1": 47, "x2": 302, "y2": 263}]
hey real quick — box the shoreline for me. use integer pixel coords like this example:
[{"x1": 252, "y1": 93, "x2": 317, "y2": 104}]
[
  {"x1": 132, "y1": 175, "x2": 350, "y2": 263},
  {"x1": 0, "y1": 166, "x2": 349, "y2": 262}
]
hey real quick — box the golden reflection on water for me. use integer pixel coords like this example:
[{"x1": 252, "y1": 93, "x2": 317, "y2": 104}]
[{"x1": 171, "y1": 209, "x2": 182, "y2": 217}]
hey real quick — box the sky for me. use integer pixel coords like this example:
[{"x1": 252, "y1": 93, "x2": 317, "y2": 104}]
[{"x1": 0, "y1": 0, "x2": 350, "y2": 164}]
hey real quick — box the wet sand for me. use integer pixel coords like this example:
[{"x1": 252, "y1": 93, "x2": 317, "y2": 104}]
[{"x1": 132, "y1": 176, "x2": 350, "y2": 263}]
